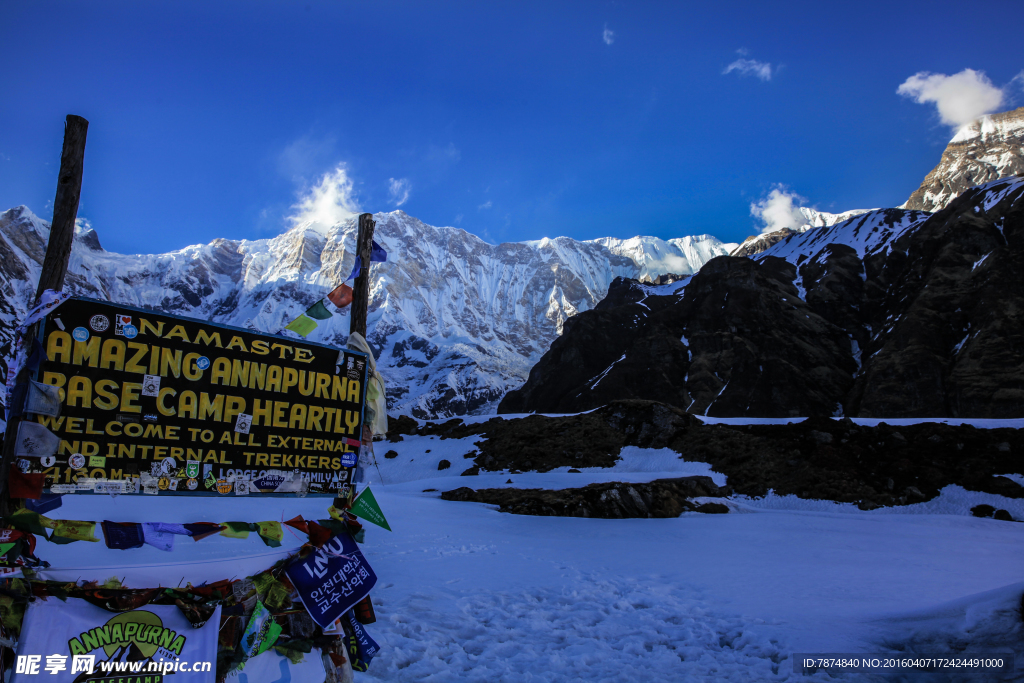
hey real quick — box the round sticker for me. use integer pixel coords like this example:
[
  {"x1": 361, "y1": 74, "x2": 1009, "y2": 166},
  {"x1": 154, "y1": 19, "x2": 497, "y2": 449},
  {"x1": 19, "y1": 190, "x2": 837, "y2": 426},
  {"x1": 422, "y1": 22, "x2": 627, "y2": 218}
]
[
  {"x1": 195, "y1": 356, "x2": 211, "y2": 370},
  {"x1": 89, "y1": 314, "x2": 109, "y2": 332},
  {"x1": 158, "y1": 476, "x2": 170, "y2": 491},
  {"x1": 122, "y1": 324, "x2": 138, "y2": 339},
  {"x1": 186, "y1": 477, "x2": 198, "y2": 490},
  {"x1": 72, "y1": 327, "x2": 90, "y2": 342},
  {"x1": 41, "y1": 455, "x2": 56, "y2": 468},
  {"x1": 216, "y1": 479, "x2": 232, "y2": 495},
  {"x1": 17, "y1": 459, "x2": 31, "y2": 473},
  {"x1": 69, "y1": 454, "x2": 86, "y2": 469}
]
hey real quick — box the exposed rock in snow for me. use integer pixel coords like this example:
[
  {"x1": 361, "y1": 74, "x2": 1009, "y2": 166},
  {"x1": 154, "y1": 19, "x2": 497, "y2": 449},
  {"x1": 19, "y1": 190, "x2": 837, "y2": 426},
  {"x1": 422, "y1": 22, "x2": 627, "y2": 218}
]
[{"x1": 903, "y1": 105, "x2": 1024, "y2": 212}]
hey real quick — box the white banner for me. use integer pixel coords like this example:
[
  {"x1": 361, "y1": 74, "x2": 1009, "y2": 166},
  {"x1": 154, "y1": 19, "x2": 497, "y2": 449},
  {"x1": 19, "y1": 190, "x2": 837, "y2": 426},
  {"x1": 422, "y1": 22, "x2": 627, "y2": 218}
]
[{"x1": 13, "y1": 599, "x2": 220, "y2": 682}]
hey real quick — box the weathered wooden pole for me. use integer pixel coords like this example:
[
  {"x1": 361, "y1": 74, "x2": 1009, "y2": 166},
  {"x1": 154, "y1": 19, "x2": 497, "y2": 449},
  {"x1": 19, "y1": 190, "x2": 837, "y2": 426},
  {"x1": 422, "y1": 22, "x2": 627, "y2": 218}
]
[
  {"x1": 349, "y1": 212, "x2": 376, "y2": 340},
  {"x1": 0, "y1": 115, "x2": 88, "y2": 516}
]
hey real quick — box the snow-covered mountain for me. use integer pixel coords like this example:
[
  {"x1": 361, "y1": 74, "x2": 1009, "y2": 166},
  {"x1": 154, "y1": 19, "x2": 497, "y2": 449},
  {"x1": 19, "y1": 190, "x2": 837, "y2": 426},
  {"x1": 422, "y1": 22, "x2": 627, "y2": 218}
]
[
  {"x1": 0, "y1": 206, "x2": 735, "y2": 418},
  {"x1": 903, "y1": 105, "x2": 1024, "y2": 212},
  {"x1": 729, "y1": 206, "x2": 873, "y2": 257},
  {"x1": 588, "y1": 234, "x2": 737, "y2": 282}
]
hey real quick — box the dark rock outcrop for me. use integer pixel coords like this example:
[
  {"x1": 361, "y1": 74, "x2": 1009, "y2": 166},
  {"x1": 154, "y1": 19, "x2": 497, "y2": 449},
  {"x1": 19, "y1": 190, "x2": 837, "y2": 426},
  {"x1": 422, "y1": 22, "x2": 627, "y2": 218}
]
[{"x1": 441, "y1": 476, "x2": 730, "y2": 518}]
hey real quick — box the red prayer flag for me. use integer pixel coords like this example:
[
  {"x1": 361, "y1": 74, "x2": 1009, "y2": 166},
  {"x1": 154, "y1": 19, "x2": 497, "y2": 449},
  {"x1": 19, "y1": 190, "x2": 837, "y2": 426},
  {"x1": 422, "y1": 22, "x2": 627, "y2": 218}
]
[
  {"x1": 285, "y1": 516, "x2": 309, "y2": 534},
  {"x1": 9, "y1": 469, "x2": 45, "y2": 500},
  {"x1": 327, "y1": 284, "x2": 353, "y2": 308},
  {"x1": 305, "y1": 520, "x2": 332, "y2": 548}
]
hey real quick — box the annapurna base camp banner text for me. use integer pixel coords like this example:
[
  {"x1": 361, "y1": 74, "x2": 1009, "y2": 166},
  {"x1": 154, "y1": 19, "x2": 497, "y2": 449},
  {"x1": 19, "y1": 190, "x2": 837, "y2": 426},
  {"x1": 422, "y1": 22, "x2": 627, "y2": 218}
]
[{"x1": 24, "y1": 297, "x2": 368, "y2": 496}]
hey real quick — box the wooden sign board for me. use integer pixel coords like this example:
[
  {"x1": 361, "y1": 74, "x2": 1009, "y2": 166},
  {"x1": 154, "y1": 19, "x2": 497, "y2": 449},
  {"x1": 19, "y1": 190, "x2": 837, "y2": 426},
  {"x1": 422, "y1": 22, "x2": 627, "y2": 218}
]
[{"x1": 25, "y1": 297, "x2": 367, "y2": 497}]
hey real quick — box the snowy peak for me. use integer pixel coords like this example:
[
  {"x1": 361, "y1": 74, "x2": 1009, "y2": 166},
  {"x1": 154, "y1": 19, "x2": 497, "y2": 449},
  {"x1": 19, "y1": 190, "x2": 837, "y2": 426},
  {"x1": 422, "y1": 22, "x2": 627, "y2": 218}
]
[
  {"x1": 0, "y1": 206, "x2": 733, "y2": 419},
  {"x1": 588, "y1": 234, "x2": 738, "y2": 282},
  {"x1": 904, "y1": 106, "x2": 1024, "y2": 212}
]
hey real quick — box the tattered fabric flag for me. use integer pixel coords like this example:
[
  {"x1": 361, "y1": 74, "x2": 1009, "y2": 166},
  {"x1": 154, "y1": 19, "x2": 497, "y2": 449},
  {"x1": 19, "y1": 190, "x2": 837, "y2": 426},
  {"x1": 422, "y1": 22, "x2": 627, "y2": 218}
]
[
  {"x1": 305, "y1": 520, "x2": 332, "y2": 548},
  {"x1": 349, "y1": 486, "x2": 392, "y2": 531},
  {"x1": 51, "y1": 520, "x2": 99, "y2": 543},
  {"x1": 344, "y1": 240, "x2": 388, "y2": 282},
  {"x1": 8, "y1": 469, "x2": 45, "y2": 500},
  {"x1": 183, "y1": 522, "x2": 226, "y2": 541},
  {"x1": 284, "y1": 515, "x2": 309, "y2": 535},
  {"x1": 255, "y1": 521, "x2": 283, "y2": 547},
  {"x1": 101, "y1": 521, "x2": 145, "y2": 550},
  {"x1": 284, "y1": 297, "x2": 338, "y2": 338},
  {"x1": 220, "y1": 522, "x2": 255, "y2": 539},
  {"x1": 141, "y1": 523, "x2": 175, "y2": 552},
  {"x1": 8, "y1": 509, "x2": 52, "y2": 537},
  {"x1": 4, "y1": 290, "x2": 70, "y2": 420},
  {"x1": 327, "y1": 283, "x2": 353, "y2": 308},
  {"x1": 24, "y1": 493, "x2": 62, "y2": 515}
]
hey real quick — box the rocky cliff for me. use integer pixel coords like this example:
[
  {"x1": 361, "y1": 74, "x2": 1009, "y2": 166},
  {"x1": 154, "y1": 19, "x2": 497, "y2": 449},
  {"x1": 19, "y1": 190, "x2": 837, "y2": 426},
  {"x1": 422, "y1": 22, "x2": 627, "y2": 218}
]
[{"x1": 903, "y1": 106, "x2": 1024, "y2": 212}]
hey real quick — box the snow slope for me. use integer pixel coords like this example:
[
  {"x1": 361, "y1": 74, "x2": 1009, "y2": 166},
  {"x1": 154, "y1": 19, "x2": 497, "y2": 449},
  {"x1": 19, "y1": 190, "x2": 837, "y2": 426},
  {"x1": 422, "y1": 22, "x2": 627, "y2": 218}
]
[
  {"x1": 34, "y1": 416, "x2": 1024, "y2": 682},
  {"x1": 0, "y1": 206, "x2": 736, "y2": 419}
]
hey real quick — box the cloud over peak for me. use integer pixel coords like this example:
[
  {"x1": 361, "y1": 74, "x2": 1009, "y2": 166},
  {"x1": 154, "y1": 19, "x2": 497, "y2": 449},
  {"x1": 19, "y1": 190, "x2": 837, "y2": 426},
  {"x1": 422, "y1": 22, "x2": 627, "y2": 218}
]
[
  {"x1": 750, "y1": 186, "x2": 807, "y2": 234},
  {"x1": 897, "y1": 68, "x2": 1005, "y2": 129},
  {"x1": 603, "y1": 24, "x2": 615, "y2": 45},
  {"x1": 287, "y1": 163, "x2": 359, "y2": 235}
]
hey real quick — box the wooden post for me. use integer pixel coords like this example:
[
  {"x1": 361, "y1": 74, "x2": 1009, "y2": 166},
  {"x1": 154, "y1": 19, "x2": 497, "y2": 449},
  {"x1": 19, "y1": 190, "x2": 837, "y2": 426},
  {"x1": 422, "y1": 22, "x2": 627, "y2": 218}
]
[
  {"x1": 0, "y1": 115, "x2": 88, "y2": 516},
  {"x1": 349, "y1": 213, "x2": 376, "y2": 340}
]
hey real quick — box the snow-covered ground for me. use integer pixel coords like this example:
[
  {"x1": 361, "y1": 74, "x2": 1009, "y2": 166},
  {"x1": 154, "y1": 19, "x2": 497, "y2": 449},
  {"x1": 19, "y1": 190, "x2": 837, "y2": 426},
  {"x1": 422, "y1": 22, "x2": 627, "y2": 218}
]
[{"x1": 31, "y1": 425, "x2": 1024, "y2": 681}]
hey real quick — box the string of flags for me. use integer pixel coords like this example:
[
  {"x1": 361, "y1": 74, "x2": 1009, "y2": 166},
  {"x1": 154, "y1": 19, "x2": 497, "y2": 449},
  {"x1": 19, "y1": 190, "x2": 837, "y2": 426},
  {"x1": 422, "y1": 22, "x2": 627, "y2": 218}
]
[
  {"x1": 284, "y1": 240, "x2": 387, "y2": 338},
  {"x1": 1, "y1": 487, "x2": 391, "y2": 563}
]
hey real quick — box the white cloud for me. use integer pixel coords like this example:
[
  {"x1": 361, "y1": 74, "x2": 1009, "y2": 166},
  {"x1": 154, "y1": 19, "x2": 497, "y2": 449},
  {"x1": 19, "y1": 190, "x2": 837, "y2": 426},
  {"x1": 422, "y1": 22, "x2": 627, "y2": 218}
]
[
  {"x1": 478, "y1": 200, "x2": 492, "y2": 210},
  {"x1": 603, "y1": 24, "x2": 615, "y2": 45},
  {"x1": 723, "y1": 51, "x2": 773, "y2": 81},
  {"x1": 750, "y1": 186, "x2": 807, "y2": 234},
  {"x1": 287, "y1": 163, "x2": 360, "y2": 235},
  {"x1": 897, "y1": 68, "x2": 1005, "y2": 129},
  {"x1": 388, "y1": 177, "x2": 411, "y2": 207}
]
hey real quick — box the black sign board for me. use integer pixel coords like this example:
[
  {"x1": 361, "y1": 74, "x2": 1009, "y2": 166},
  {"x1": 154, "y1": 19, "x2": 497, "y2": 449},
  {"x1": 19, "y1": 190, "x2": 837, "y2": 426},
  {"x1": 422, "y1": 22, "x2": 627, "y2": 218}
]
[{"x1": 26, "y1": 297, "x2": 367, "y2": 497}]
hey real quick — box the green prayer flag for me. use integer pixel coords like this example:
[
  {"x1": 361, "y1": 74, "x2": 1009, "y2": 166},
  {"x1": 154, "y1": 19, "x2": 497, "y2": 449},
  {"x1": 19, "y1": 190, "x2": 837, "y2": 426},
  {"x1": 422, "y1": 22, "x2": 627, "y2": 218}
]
[
  {"x1": 284, "y1": 314, "x2": 318, "y2": 337},
  {"x1": 304, "y1": 299, "x2": 333, "y2": 320},
  {"x1": 0, "y1": 543, "x2": 14, "y2": 558},
  {"x1": 349, "y1": 486, "x2": 392, "y2": 531}
]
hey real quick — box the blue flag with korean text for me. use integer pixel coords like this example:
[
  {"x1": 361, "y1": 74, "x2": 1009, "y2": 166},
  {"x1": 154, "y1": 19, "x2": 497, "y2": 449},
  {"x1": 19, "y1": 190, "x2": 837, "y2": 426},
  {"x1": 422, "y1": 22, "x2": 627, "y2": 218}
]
[{"x1": 284, "y1": 533, "x2": 377, "y2": 628}]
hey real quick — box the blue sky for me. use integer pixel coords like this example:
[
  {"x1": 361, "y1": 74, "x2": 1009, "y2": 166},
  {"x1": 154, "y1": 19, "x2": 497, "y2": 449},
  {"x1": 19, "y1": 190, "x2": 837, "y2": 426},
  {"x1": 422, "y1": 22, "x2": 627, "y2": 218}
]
[{"x1": 2, "y1": 0, "x2": 1022, "y2": 254}]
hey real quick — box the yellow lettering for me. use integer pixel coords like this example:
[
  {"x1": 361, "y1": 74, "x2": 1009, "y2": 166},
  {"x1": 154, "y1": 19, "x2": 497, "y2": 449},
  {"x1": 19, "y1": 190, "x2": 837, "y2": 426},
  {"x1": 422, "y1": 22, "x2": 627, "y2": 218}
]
[
  {"x1": 273, "y1": 401, "x2": 288, "y2": 428},
  {"x1": 224, "y1": 396, "x2": 245, "y2": 424},
  {"x1": 306, "y1": 405, "x2": 325, "y2": 431},
  {"x1": 347, "y1": 379, "x2": 361, "y2": 403},
  {"x1": 230, "y1": 359, "x2": 250, "y2": 388},
  {"x1": 271, "y1": 343, "x2": 292, "y2": 359},
  {"x1": 211, "y1": 358, "x2": 230, "y2": 385},
  {"x1": 66, "y1": 377, "x2": 92, "y2": 408},
  {"x1": 47, "y1": 330, "x2": 72, "y2": 364},
  {"x1": 72, "y1": 337, "x2": 100, "y2": 367},
  {"x1": 199, "y1": 393, "x2": 224, "y2": 421},
  {"x1": 282, "y1": 367, "x2": 299, "y2": 393},
  {"x1": 266, "y1": 365, "x2": 282, "y2": 392},
  {"x1": 225, "y1": 336, "x2": 248, "y2": 352},
  {"x1": 251, "y1": 339, "x2": 270, "y2": 355},
  {"x1": 100, "y1": 339, "x2": 126, "y2": 371},
  {"x1": 294, "y1": 347, "x2": 314, "y2": 363},
  {"x1": 164, "y1": 325, "x2": 190, "y2": 343},
  {"x1": 125, "y1": 342, "x2": 148, "y2": 374},
  {"x1": 331, "y1": 375, "x2": 347, "y2": 401},
  {"x1": 183, "y1": 352, "x2": 203, "y2": 380},
  {"x1": 120, "y1": 383, "x2": 142, "y2": 413},
  {"x1": 298, "y1": 370, "x2": 315, "y2": 396},
  {"x1": 315, "y1": 372, "x2": 331, "y2": 399},
  {"x1": 160, "y1": 348, "x2": 183, "y2": 378},
  {"x1": 252, "y1": 399, "x2": 272, "y2": 427},
  {"x1": 157, "y1": 387, "x2": 177, "y2": 416},
  {"x1": 289, "y1": 403, "x2": 307, "y2": 430},
  {"x1": 139, "y1": 318, "x2": 165, "y2": 337},
  {"x1": 194, "y1": 329, "x2": 223, "y2": 348},
  {"x1": 178, "y1": 391, "x2": 198, "y2": 419}
]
